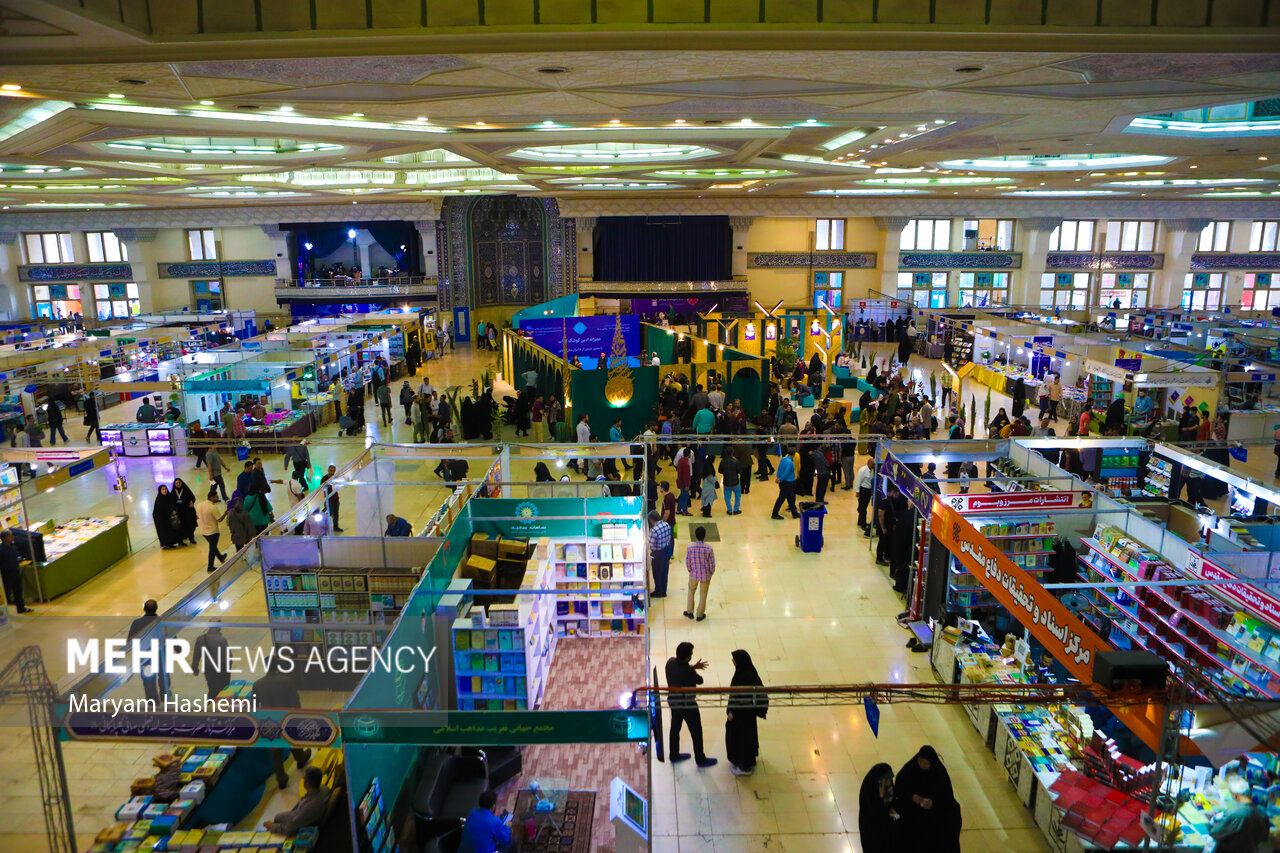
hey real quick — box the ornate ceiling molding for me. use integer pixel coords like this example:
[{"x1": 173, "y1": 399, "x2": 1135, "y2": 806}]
[
  {"x1": 114, "y1": 228, "x2": 158, "y2": 243},
  {"x1": 1022, "y1": 218, "x2": 1064, "y2": 232},
  {"x1": 0, "y1": 232, "x2": 17, "y2": 245},
  {"x1": 0, "y1": 201, "x2": 440, "y2": 232},
  {"x1": 1162, "y1": 218, "x2": 1212, "y2": 233},
  {"x1": 873, "y1": 217, "x2": 912, "y2": 231}
]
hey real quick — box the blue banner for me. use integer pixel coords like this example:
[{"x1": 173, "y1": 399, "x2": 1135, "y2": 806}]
[
  {"x1": 520, "y1": 316, "x2": 640, "y2": 363},
  {"x1": 184, "y1": 380, "x2": 271, "y2": 394}
]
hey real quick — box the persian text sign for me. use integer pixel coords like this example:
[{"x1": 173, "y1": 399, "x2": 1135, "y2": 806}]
[
  {"x1": 1186, "y1": 551, "x2": 1280, "y2": 626},
  {"x1": 932, "y1": 502, "x2": 1110, "y2": 674},
  {"x1": 944, "y1": 490, "x2": 1092, "y2": 513},
  {"x1": 883, "y1": 454, "x2": 934, "y2": 515}
]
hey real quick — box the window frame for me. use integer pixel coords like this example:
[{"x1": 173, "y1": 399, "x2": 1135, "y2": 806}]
[
  {"x1": 1181, "y1": 273, "x2": 1225, "y2": 311},
  {"x1": 1103, "y1": 220, "x2": 1157, "y2": 252},
  {"x1": 23, "y1": 231, "x2": 75, "y2": 265},
  {"x1": 191, "y1": 279, "x2": 224, "y2": 311},
  {"x1": 1098, "y1": 273, "x2": 1151, "y2": 310},
  {"x1": 31, "y1": 283, "x2": 82, "y2": 319},
  {"x1": 900, "y1": 219, "x2": 952, "y2": 252},
  {"x1": 1242, "y1": 273, "x2": 1280, "y2": 311},
  {"x1": 92, "y1": 283, "x2": 141, "y2": 320},
  {"x1": 961, "y1": 218, "x2": 1015, "y2": 251},
  {"x1": 897, "y1": 271, "x2": 948, "y2": 308},
  {"x1": 957, "y1": 272, "x2": 1010, "y2": 308},
  {"x1": 1250, "y1": 221, "x2": 1279, "y2": 253},
  {"x1": 1040, "y1": 272, "x2": 1092, "y2": 309},
  {"x1": 1047, "y1": 220, "x2": 1095, "y2": 253},
  {"x1": 86, "y1": 231, "x2": 129, "y2": 264},
  {"x1": 187, "y1": 228, "x2": 218, "y2": 261},
  {"x1": 814, "y1": 218, "x2": 846, "y2": 252},
  {"x1": 1197, "y1": 221, "x2": 1231, "y2": 253}
]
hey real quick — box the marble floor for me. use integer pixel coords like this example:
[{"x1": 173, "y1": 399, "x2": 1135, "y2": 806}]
[{"x1": 0, "y1": 342, "x2": 1056, "y2": 853}]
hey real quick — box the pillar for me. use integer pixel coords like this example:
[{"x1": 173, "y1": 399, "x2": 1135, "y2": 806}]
[
  {"x1": 1226, "y1": 218, "x2": 1254, "y2": 307},
  {"x1": 412, "y1": 219, "x2": 439, "y2": 279},
  {"x1": 355, "y1": 231, "x2": 376, "y2": 278},
  {"x1": 0, "y1": 231, "x2": 23, "y2": 320},
  {"x1": 873, "y1": 216, "x2": 910, "y2": 298},
  {"x1": 575, "y1": 217, "x2": 596, "y2": 281},
  {"x1": 1158, "y1": 219, "x2": 1210, "y2": 309},
  {"x1": 729, "y1": 216, "x2": 754, "y2": 279},
  {"x1": 115, "y1": 227, "x2": 160, "y2": 313},
  {"x1": 259, "y1": 225, "x2": 291, "y2": 281},
  {"x1": 1018, "y1": 218, "x2": 1062, "y2": 308}
]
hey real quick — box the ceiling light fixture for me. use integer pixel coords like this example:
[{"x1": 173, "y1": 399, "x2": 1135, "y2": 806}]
[
  {"x1": 199, "y1": 100, "x2": 214, "y2": 106},
  {"x1": 1, "y1": 84, "x2": 22, "y2": 92},
  {"x1": 107, "y1": 93, "x2": 125, "y2": 99},
  {"x1": 475, "y1": 121, "x2": 486, "y2": 126},
  {"x1": 352, "y1": 112, "x2": 364, "y2": 117},
  {"x1": 537, "y1": 66, "x2": 569, "y2": 74},
  {"x1": 609, "y1": 118, "x2": 621, "y2": 124},
  {"x1": 279, "y1": 105, "x2": 294, "y2": 112}
]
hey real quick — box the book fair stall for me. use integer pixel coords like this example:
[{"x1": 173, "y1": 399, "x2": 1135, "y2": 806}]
[
  {"x1": 61, "y1": 442, "x2": 649, "y2": 853},
  {"x1": 878, "y1": 435, "x2": 1280, "y2": 851}
]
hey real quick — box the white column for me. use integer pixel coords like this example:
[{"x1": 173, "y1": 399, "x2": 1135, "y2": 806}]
[
  {"x1": 0, "y1": 232, "x2": 24, "y2": 320},
  {"x1": 1158, "y1": 219, "x2": 1210, "y2": 309},
  {"x1": 412, "y1": 219, "x2": 439, "y2": 278},
  {"x1": 1018, "y1": 218, "x2": 1062, "y2": 308},
  {"x1": 1226, "y1": 219, "x2": 1254, "y2": 307},
  {"x1": 874, "y1": 216, "x2": 910, "y2": 298},
  {"x1": 576, "y1": 217, "x2": 597, "y2": 281},
  {"x1": 729, "y1": 216, "x2": 753, "y2": 279},
  {"x1": 115, "y1": 227, "x2": 160, "y2": 313},
  {"x1": 355, "y1": 232, "x2": 376, "y2": 278},
  {"x1": 260, "y1": 226, "x2": 291, "y2": 281}
]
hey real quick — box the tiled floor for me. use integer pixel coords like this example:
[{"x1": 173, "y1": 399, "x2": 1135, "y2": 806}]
[{"x1": 0, "y1": 342, "x2": 1051, "y2": 853}]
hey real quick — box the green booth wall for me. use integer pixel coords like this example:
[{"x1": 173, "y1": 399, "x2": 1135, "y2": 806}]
[
  {"x1": 569, "y1": 364, "x2": 660, "y2": 440},
  {"x1": 642, "y1": 324, "x2": 676, "y2": 364}
]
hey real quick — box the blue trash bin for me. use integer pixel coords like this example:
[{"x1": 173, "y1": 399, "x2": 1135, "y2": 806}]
[
  {"x1": 796, "y1": 501, "x2": 827, "y2": 552},
  {"x1": 235, "y1": 444, "x2": 250, "y2": 462}
]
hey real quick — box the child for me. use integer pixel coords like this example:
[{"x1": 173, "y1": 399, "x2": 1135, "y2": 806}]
[{"x1": 700, "y1": 466, "x2": 718, "y2": 518}]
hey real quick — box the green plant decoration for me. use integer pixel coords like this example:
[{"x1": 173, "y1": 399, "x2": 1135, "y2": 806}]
[
  {"x1": 861, "y1": 354, "x2": 868, "y2": 371},
  {"x1": 929, "y1": 371, "x2": 938, "y2": 402},
  {"x1": 969, "y1": 397, "x2": 976, "y2": 438},
  {"x1": 774, "y1": 340, "x2": 798, "y2": 377},
  {"x1": 983, "y1": 386, "x2": 992, "y2": 435}
]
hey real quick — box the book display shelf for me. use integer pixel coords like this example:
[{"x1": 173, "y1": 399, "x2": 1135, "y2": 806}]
[
  {"x1": 451, "y1": 554, "x2": 557, "y2": 711},
  {"x1": 550, "y1": 538, "x2": 646, "y2": 638},
  {"x1": 947, "y1": 516, "x2": 1057, "y2": 610},
  {"x1": 266, "y1": 565, "x2": 418, "y2": 654}
]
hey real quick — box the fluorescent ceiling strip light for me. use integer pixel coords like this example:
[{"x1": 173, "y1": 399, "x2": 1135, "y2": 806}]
[
  {"x1": 82, "y1": 102, "x2": 449, "y2": 134},
  {"x1": 0, "y1": 100, "x2": 73, "y2": 144}
]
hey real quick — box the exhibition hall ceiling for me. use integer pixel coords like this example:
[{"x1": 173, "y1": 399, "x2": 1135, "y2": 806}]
[{"x1": 0, "y1": 1, "x2": 1277, "y2": 210}]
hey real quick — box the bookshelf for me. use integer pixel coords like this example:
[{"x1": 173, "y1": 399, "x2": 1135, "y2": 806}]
[
  {"x1": 1142, "y1": 457, "x2": 1173, "y2": 498},
  {"x1": 550, "y1": 538, "x2": 647, "y2": 638},
  {"x1": 451, "y1": 553, "x2": 556, "y2": 710},
  {"x1": 946, "y1": 516, "x2": 1056, "y2": 611},
  {"x1": 266, "y1": 565, "x2": 417, "y2": 654}
]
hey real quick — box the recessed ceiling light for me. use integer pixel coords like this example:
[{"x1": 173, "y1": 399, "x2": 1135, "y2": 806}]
[
  {"x1": 1261, "y1": 156, "x2": 1270, "y2": 161},
  {"x1": 740, "y1": 118, "x2": 753, "y2": 124},
  {"x1": 352, "y1": 112, "x2": 364, "y2": 117},
  {"x1": 1, "y1": 84, "x2": 21, "y2": 92},
  {"x1": 107, "y1": 93, "x2": 125, "y2": 99},
  {"x1": 673, "y1": 119, "x2": 685, "y2": 124},
  {"x1": 537, "y1": 66, "x2": 569, "y2": 74},
  {"x1": 279, "y1": 105, "x2": 294, "y2": 112},
  {"x1": 475, "y1": 121, "x2": 485, "y2": 126},
  {"x1": 1189, "y1": 165, "x2": 1197, "y2": 168},
  {"x1": 118, "y1": 78, "x2": 148, "y2": 86},
  {"x1": 199, "y1": 100, "x2": 214, "y2": 106},
  {"x1": 934, "y1": 119, "x2": 946, "y2": 124},
  {"x1": 416, "y1": 116, "x2": 428, "y2": 122},
  {"x1": 955, "y1": 66, "x2": 983, "y2": 73},
  {"x1": 609, "y1": 119, "x2": 621, "y2": 124}
]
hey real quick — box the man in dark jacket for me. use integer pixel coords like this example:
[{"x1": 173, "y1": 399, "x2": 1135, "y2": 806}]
[
  {"x1": 665, "y1": 641, "x2": 717, "y2": 768},
  {"x1": 128, "y1": 599, "x2": 163, "y2": 702},
  {"x1": 0, "y1": 530, "x2": 30, "y2": 613},
  {"x1": 46, "y1": 401, "x2": 68, "y2": 445},
  {"x1": 254, "y1": 656, "x2": 311, "y2": 788}
]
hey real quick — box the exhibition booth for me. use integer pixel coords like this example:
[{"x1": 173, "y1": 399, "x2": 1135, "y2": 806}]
[
  {"x1": 60, "y1": 444, "x2": 649, "y2": 853},
  {"x1": 873, "y1": 435, "x2": 1280, "y2": 851}
]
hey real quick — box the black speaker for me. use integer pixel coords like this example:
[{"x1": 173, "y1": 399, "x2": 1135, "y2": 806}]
[
  {"x1": 674, "y1": 338, "x2": 692, "y2": 361},
  {"x1": 1093, "y1": 650, "x2": 1167, "y2": 690}
]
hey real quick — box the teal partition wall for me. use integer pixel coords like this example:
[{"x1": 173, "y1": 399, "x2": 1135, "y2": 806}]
[
  {"x1": 643, "y1": 323, "x2": 676, "y2": 364},
  {"x1": 512, "y1": 294, "x2": 579, "y2": 329},
  {"x1": 511, "y1": 337, "x2": 566, "y2": 405},
  {"x1": 570, "y1": 364, "x2": 660, "y2": 439}
]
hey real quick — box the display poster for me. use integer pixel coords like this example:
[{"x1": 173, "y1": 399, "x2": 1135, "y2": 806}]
[
  {"x1": 520, "y1": 316, "x2": 640, "y2": 362},
  {"x1": 341, "y1": 709, "x2": 649, "y2": 745},
  {"x1": 932, "y1": 502, "x2": 1110, "y2": 676},
  {"x1": 943, "y1": 490, "x2": 1094, "y2": 513},
  {"x1": 1114, "y1": 358, "x2": 1142, "y2": 371},
  {"x1": 883, "y1": 454, "x2": 934, "y2": 515},
  {"x1": 1186, "y1": 551, "x2": 1280, "y2": 625},
  {"x1": 59, "y1": 708, "x2": 341, "y2": 748}
]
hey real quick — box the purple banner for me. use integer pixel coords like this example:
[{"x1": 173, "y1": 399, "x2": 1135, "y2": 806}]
[
  {"x1": 520, "y1": 315, "x2": 640, "y2": 362},
  {"x1": 1114, "y1": 358, "x2": 1142, "y2": 371},
  {"x1": 631, "y1": 297, "x2": 749, "y2": 320},
  {"x1": 882, "y1": 454, "x2": 934, "y2": 516}
]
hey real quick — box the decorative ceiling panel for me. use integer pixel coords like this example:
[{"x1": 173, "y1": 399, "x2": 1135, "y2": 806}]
[{"x1": 173, "y1": 56, "x2": 472, "y2": 87}]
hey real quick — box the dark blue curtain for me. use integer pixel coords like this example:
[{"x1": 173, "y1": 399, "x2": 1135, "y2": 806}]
[
  {"x1": 367, "y1": 223, "x2": 420, "y2": 274},
  {"x1": 593, "y1": 215, "x2": 731, "y2": 282},
  {"x1": 291, "y1": 226, "x2": 353, "y2": 279}
]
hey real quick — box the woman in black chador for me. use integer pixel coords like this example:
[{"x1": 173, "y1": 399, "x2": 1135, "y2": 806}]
[{"x1": 894, "y1": 745, "x2": 962, "y2": 852}]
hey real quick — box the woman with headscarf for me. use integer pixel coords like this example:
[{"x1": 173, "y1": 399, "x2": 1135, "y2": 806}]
[
  {"x1": 152, "y1": 485, "x2": 182, "y2": 549},
  {"x1": 1011, "y1": 376, "x2": 1026, "y2": 418},
  {"x1": 513, "y1": 391, "x2": 531, "y2": 438},
  {"x1": 533, "y1": 461, "x2": 554, "y2": 482},
  {"x1": 987, "y1": 406, "x2": 1010, "y2": 437},
  {"x1": 894, "y1": 745, "x2": 961, "y2": 853},
  {"x1": 858, "y1": 763, "x2": 899, "y2": 853},
  {"x1": 171, "y1": 478, "x2": 198, "y2": 545},
  {"x1": 725, "y1": 649, "x2": 767, "y2": 776},
  {"x1": 460, "y1": 396, "x2": 475, "y2": 439}
]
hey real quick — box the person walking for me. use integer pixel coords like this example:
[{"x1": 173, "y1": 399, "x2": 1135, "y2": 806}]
[
  {"x1": 226, "y1": 498, "x2": 255, "y2": 553},
  {"x1": 855, "y1": 459, "x2": 876, "y2": 533},
  {"x1": 243, "y1": 489, "x2": 274, "y2": 535},
  {"x1": 665, "y1": 641, "x2": 716, "y2": 768},
  {"x1": 320, "y1": 464, "x2": 343, "y2": 532},
  {"x1": 813, "y1": 443, "x2": 831, "y2": 504},
  {"x1": 718, "y1": 452, "x2": 741, "y2": 515},
  {"x1": 683, "y1": 525, "x2": 715, "y2": 621},
  {"x1": 128, "y1": 600, "x2": 164, "y2": 704},
  {"x1": 152, "y1": 485, "x2": 183, "y2": 550},
  {"x1": 45, "y1": 400, "x2": 68, "y2": 445},
  {"x1": 376, "y1": 382, "x2": 393, "y2": 427},
  {"x1": 675, "y1": 448, "x2": 693, "y2": 516},
  {"x1": 205, "y1": 446, "x2": 229, "y2": 501},
  {"x1": 195, "y1": 489, "x2": 228, "y2": 573},
  {"x1": 648, "y1": 510, "x2": 673, "y2": 599},
  {"x1": 282, "y1": 439, "x2": 311, "y2": 483},
  {"x1": 399, "y1": 381, "x2": 415, "y2": 424},
  {"x1": 83, "y1": 391, "x2": 100, "y2": 441},
  {"x1": 770, "y1": 448, "x2": 799, "y2": 520},
  {"x1": 725, "y1": 649, "x2": 767, "y2": 776},
  {"x1": 253, "y1": 656, "x2": 312, "y2": 789},
  {"x1": 839, "y1": 436, "x2": 857, "y2": 491},
  {"x1": 699, "y1": 465, "x2": 718, "y2": 518},
  {"x1": 0, "y1": 530, "x2": 31, "y2": 613},
  {"x1": 894, "y1": 746, "x2": 962, "y2": 853},
  {"x1": 610, "y1": 418, "x2": 631, "y2": 471},
  {"x1": 531, "y1": 395, "x2": 545, "y2": 443},
  {"x1": 858, "y1": 764, "x2": 899, "y2": 853},
  {"x1": 192, "y1": 619, "x2": 231, "y2": 697}
]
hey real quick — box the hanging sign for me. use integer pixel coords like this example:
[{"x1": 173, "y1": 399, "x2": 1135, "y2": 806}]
[
  {"x1": 944, "y1": 490, "x2": 1094, "y2": 513},
  {"x1": 882, "y1": 454, "x2": 934, "y2": 515},
  {"x1": 1186, "y1": 551, "x2": 1280, "y2": 626},
  {"x1": 863, "y1": 697, "x2": 880, "y2": 738},
  {"x1": 931, "y1": 502, "x2": 1110, "y2": 675}
]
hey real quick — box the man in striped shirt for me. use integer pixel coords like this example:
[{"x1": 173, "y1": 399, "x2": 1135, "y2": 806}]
[
  {"x1": 648, "y1": 510, "x2": 674, "y2": 599},
  {"x1": 683, "y1": 526, "x2": 716, "y2": 622}
]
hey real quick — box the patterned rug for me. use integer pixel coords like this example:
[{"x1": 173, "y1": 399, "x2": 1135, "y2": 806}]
[
  {"x1": 513, "y1": 789, "x2": 595, "y2": 853},
  {"x1": 681, "y1": 520, "x2": 720, "y2": 541}
]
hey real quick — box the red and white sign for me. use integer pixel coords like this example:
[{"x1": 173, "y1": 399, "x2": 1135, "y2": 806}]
[
  {"x1": 944, "y1": 490, "x2": 1093, "y2": 513},
  {"x1": 1186, "y1": 551, "x2": 1280, "y2": 626}
]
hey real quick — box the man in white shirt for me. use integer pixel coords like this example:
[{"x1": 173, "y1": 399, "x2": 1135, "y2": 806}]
[
  {"x1": 195, "y1": 489, "x2": 227, "y2": 573},
  {"x1": 418, "y1": 377, "x2": 435, "y2": 399},
  {"x1": 651, "y1": 351, "x2": 661, "y2": 367},
  {"x1": 573, "y1": 414, "x2": 592, "y2": 473},
  {"x1": 855, "y1": 460, "x2": 876, "y2": 534},
  {"x1": 707, "y1": 384, "x2": 725, "y2": 411}
]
